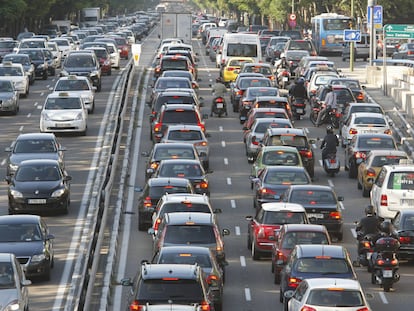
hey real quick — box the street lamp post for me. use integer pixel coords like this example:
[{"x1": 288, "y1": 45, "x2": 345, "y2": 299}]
[{"x1": 368, "y1": 0, "x2": 376, "y2": 66}]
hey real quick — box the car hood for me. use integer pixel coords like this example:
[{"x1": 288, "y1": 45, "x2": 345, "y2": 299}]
[
  {"x1": 64, "y1": 66, "x2": 96, "y2": 73},
  {"x1": 43, "y1": 110, "x2": 82, "y2": 120},
  {"x1": 10, "y1": 153, "x2": 59, "y2": 165},
  {"x1": 12, "y1": 180, "x2": 63, "y2": 195},
  {"x1": 0, "y1": 93, "x2": 15, "y2": 100},
  {"x1": 0, "y1": 241, "x2": 44, "y2": 256},
  {"x1": 0, "y1": 288, "x2": 21, "y2": 307}
]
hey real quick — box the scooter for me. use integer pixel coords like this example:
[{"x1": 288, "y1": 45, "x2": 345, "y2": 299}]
[
  {"x1": 276, "y1": 68, "x2": 291, "y2": 89},
  {"x1": 291, "y1": 97, "x2": 306, "y2": 120},
  {"x1": 211, "y1": 96, "x2": 228, "y2": 117},
  {"x1": 322, "y1": 151, "x2": 340, "y2": 177},
  {"x1": 370, "y1": 236, "x2": 400, "y2": 292},
  {"x1": 356, "y1": 232, "x2": 377, "y2": 267}
]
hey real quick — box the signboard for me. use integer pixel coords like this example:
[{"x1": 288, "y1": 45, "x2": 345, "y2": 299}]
[
  {"x1": 131, "y1": 44, "x2": 142, "y2": 66},
  {"x1": 384, "y1": 24, "x2": 414, "y2": 39},
  {"x1": 289, "y1": 14, "x2": 296, "y2": 21},
  {"x1": 343, "y1": 30, "x2": 361, "y2": 42},
  {"x1": 367, "y1": 5, "x2": 383, "y2": 29}
]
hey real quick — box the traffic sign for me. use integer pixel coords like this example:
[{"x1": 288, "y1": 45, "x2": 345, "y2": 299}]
[
  {"x1": 367, "y1": 5, "x2": 383, "y2": 29},
  {"x1": 289, "y1": 14, "x2": 296, "y2": 21},
  {"x1": 384, "y1": 24, "x2": 414, "y2": 39},
  {"x1": 343, "y1": 30, "x2": 361, "y2": 42}
]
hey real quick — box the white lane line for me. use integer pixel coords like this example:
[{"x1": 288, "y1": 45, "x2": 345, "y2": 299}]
[
  {"x1": 245, "y1": 288, "x2": 252, "y2": 301},
  {"x1": 318, "y1": 159, "x2": 323, "y2": 167},
  {"x1": 1, "y1": 159, "x2": 5, "y2": 166},
  {"x1": 328, "y1": 179, "x2": 334, "y2": 187},
  {"x1": 40, "y1": 92, "x2": 44, "y2": 97},
  {"x1": 27, "y1": 113, "x2": 31, "y2": 118},
  {"x1": 224, "y1": 158, "x2": 228, "y2": 165},
  {"x1": 219, "y1": 126, "x2": 223, "y2": 132},
  {"x1": 230, "y1": 199, "x2": 236, "y2": 208},
  {"x1": 304, "y1": 128, "x2": 309, "y2": 133},
  {"x1": 221, "y1": 140, "x2": 226, "y2": 147},
  {"x1": 350, "y1": 228, "x2": 357, "y2": 239},
  {"x1": 240, "y1": 256, "x2": 246, "y2": 267},
  {"x1": 379, "y1": 292, "x2": 388, "y2": 304},
  {"x1": 235, "y1": 226, "x2": 240, "y2": 235},
  {"x1": 339, "y1": 202, "x2": 344, "y2": 210},
  {"x1": 227, "y1": 177, "x2": 232, "y2": 185},
  {"x1": 19, "y1": 126, "x2": 23, "y2": 132}
]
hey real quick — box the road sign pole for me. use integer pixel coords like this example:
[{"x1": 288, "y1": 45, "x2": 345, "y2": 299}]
[
  {"x1": 368, "y1": 0, "x2": 376, "y2": 66},
  {"x1": 350, "y1": 0, "x2": 354, "y2": 72},
  {"x1": 383, "y1": 26, "x2": 387, "y2": 96}
]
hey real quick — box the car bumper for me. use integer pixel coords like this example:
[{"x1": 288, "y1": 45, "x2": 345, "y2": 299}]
[
  {"x1": 308, "y1": 219, "x2": 343, "y2": 234},
  {"x1": 9, "y1": 196, "x2": 69, "y2": 213},
  {"x1": 40, "y1": 119, "x2": 87, "y2": 133},
  {"x1": 19, "y1": 257, "x2": 51, "y2": 278}
]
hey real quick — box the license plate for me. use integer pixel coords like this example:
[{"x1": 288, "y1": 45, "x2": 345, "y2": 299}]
[
  {"x1": 28, "y1": 199, "x2": 46, "y2": 204},
  {"x1": 383, "y1": 270, "x2": 393, "y2": 278},
  {"x1": 282, "y1": 77, "x2": 288, "y2": 82},
  {"x1": 401, "y1": 199, "x2": 414, "y2": 205},
  {"x1": 216, "y1": 103, "x2": 223, "y2": 108},
  {"x1": 307, "y1": 213, "x2": 324, "y2": 219},
  {"x1": 55, "y1": 123, "x2": 71, "y2": 128},
  {"x1": 296, "y1": 108, "x2": 303, "y2": 114}
]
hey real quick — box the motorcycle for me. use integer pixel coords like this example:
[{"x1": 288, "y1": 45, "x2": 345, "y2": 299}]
[
  {"x1": 322, "y1": 151, "x2": 340, "y2": 177},
  {"x1": 310, "y1": 102, "x2": 341, "y2": 128},
  {"x1": 276, "y1": 68, "x2": 291, "y2": 89},
  {"x1": 290, "y1": 97, "x2": 306, "y2": 120},
  {"x1": 370, "y1": 236, "x2": 400, "y2": 292},
  {"x1": 211, "y1": 96, "x2": 228, "y2": 117},
  {"x1": 356, "y1": 231, "x2": 377, "y2": 267}
]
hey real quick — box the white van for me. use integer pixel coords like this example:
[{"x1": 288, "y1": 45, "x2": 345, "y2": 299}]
[{"x1": 218, "y1": 32, "x2": 262, "y2": 67}]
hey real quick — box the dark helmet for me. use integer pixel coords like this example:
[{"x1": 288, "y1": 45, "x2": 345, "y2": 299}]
[
  {"x1": 380, "y1": 220, "x2": 393, "y2": 235},
  {"x1": 326, "y1": 125, "x2": 334, "y2": 134},
  {"x1": 326, "y1": 84, "x2": 333, "y2": 91},
  {"x1": 365, "y1": 205, "x2": 374, "y2": 216},
  {"x1": 296, "y1": 77, "x2": 305, "y2": 85}
]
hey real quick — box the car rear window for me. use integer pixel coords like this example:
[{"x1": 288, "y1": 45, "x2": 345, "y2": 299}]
[
  {"x1": 256, "y1": 101, "x2": 288, "y2": 110},
  {"x1": 358, "y1": 137, "x2": 395, "y2": 149},
  {"x1": 154, "y1": 147, "x2": 195, "y2": 160},
  {"x1": 162, "y1": 110, "x2": 198, "y2": 124},
  {"x1": 294, "y1": 258, "x2": 352, "y2": 274},
  {"x1": 371, "y1": 155, "x2": 407, "y2": 166},
  {"x1": 159, "y1": 203, "x2": 211, "y2": 218},
  {"x1": 354, "y1": 117, "x2": 386, "y2": 125},
  {"x1": 264, "y1": 170, "x2": 309, "y2": 185},
  {"x1": 161, "y1": 59, "x2": 188, "y2": 70},
  {"x1": 164, "y1": 225, "x2": 216, "y2": 244},
  {"x1": 167, "y1": 130, "x2": 202, "y2": 141},
  {"x1": 138, "y1": 279, "x2": 203, "y2": 301},
  {"x1": 262, "y1": 151, "x2": 300, "y2": 166},
  {"x1": 387, "y1": 172, "x2": 414, "y2": 190},
  {"x1": 263, "y1": 211, "x2": 306, "y2": 225},
  {"x1": 159, "y1": 163, "x2": 202, "y2": 178},
  {"x1": 149, "y1": 186, "x2": 190, "y2": 197},
  {"x1": 290, "y1": 190, "x2": 336, "y2": 205},
  {"x1": 307, "y1": 289, "x2": 364, "y2": 307},
  {"x1": 158, "y1": 252, "x2": 212, "y2": 267},
  {"x1": 268, "y1": 135, "x2": 308, "y2": 148},
  {"x1": 350, "y1": 106, "x2": 383, "y2": 114},
  {"x1": 249, "y1": 88, "x2": 278, "y2": 96},
  {"x1": 282, "y1": 232, "x2": 329, "y2": 248}
]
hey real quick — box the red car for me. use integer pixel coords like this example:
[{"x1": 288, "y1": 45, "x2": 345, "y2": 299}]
[
  {"x1": 86, "y1": 47, "x2": 111, "y2": 76},
  {"x1": 271, "y1": 224, "x2": 331, "y2": 284},
  {"x1": 109, "y1": 36, "x2": 129, "y2": 59}
]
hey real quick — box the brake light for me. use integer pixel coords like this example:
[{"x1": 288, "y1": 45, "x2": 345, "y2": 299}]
[
  {"x1": 329, "y1": 158, "x2": 336, "y2": 164},
  {"x1": 154, "y1": 123, "x2": 162, "y2": 133},
  {"x1": 236, "y1": 90, "x2": 244, "y2": 96},
  {"x1": 349, "y1": 128, "x2": 358, "y2": 135},
  {"x1": 198, "y1": 122, "x2": 206, "y2": 132},
  {"x1": 356, "y1": 308, "x2": 370, "y2": 311},
  {"x1": 355, "y1": 151, "x2": 366, "y2": 159},
  {"x1": 329, "y1": 211, "x2": 341, "y2": 220},
  {"x1": 150, "y1": 162, "x2": 159, "y2": 170},
  {"x1": 380, "y1": 194, "x2": 388, "y2": 206},
  {"x1": 288, "y1": 277, "x2": 301, "y2": 288},
  {"x1": 199, "y1": 181, "x2": 209, "y2": 189},
  {"x1": 261, "y1": 188, "x2": 276, "y2": 195},
  {"x1": 194, "y1": 141, "x2": 208, "y2": 147},
  {"x1": 367, "y1": 168, "x2": 376, "y2": 177},
  {"x1": 155, "y1": 67, "x2": 161, "y2": 73},
  {"x1": 215, "y1": 97, "x2": 224, "y2": 103},
  {"x1": 299, "y1": 150, "x2": 313, "y2": 159},
  {"x1": 200, "y1": 300, "x2": 210, "y2": 311},
  {"x1": 384, "y1": 129, "x2": 392, "y2": 135},
  {"x1": 227, "y1": 67, "x2": 236, "y2": 71},
  {"x1": 363, "y1": 241, "x2": 372, "y2": 248},
  {"x1": 356, "y1": 92, "x2": 364, "y2": 100},
  {"x1": 153, "y1": 217, "x2": 161, "y2": 231},
  {"x1": 143, "y1": 196, "x2": 152, "y2": 208},
  {"x1": 399, "y1": 236, "x2": 411, "y2": 244},
  {"x1": 252, "y1": 140, "x2": 259, "y2": 145},
  {"x1": 206, "y1": 274, "x2": 219, "y2": 285},
  {"x1": 408, "y1": 51, "x2": 414, "y2": 55},
  {"x1": 301, "y1": 306, "x2": 317, "y2": 311},
  {"x1": 129, "y1": 300, "x2": 143, "y2": 311}
]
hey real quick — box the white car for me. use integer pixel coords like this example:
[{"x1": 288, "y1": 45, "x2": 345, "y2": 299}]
[
  {"x1": 52, "y1": 75, "x2": 96, "y2": 113},
  {"x1": 103, "y1": 42, "x2": 120, "y2": 69},
  {"x1": 0, "y1": 62, "x2": 29, "y2": 97},
  {"x1": 285, "y1": 278, "x2": 371, "y2": 311},
  {"x1": 47, "y1": 41, "x2": 62, "y2": 68},
  {"x1": 50, "y1": 38, "x2": 73, "y2": 59},
  {"x1": 341, "y1": 112, "x2": 392, "y2": 146},
  {"x1": 307, "y1": 72, "x2": 339, "y2": 97},
  {"x1": 370, "y1": 163, "x2": 414, "y2": 219},
  {"x1": 40, "y1": 92, "x2": 87, "y2": 135}
]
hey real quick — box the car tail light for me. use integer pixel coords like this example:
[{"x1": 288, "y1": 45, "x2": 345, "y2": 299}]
[
  {"x1": 349, "y1": 128, "x2": 358, "y2": 135},
  {"x1": 252, "y1": 140, "x2": 259, "y2": 145},
  {"x1": 276, "y1": 250, "x2": 285, "y2": 261},
  {"x1": 143, "y1": 196, "x2": 152, "y2": 208},
  {"x1": 197, "y1": 122, "x2": 206, "y2": 132},
  {"x1": 299, "y1": 150, "x2": 313, "y2": 159},
  {"x1": 200, "y1": 300, "x2": 210, "y2": 311},
  {"x1": 192, "y1": 82, "x2": 198, "y2": 89},
  {"x1": 329, "y1": 211, "x2": 341, "y2": 220},
  {"x1": 206, "y1": 274, "x2": 219, "y2": 286},
  {"x1": 150, "y1": 162, "x2": 159, "y2": 170},
  {"x1": 310, "y1": 51, "x2": 317, "y2": 56},
  {"x1": 399, "y1": 236, "x2": 411, "y2": 244},
  {"x1": 380, "y1": 194, "x2": 388, "y2": 206},
  {"x1": 288, "y1": 277, "x2": 301, "y2": 288},
  {"x1": 129, "y1": 300, "x2": 143, "y2": 311},
  {"x1": 153, "y1": 217, "x2": 161, "y2": 231},
  {"x1": 363, "y1": 241, "x2": 372, "y2": 248},
  {"x1": 301, "y1": 306, "x2": 317, "y2": 311},
  {"x1": 329, "y1": 158, "x2": 337, "y2": 164},
  {"x1": 194, "y1": 141, "x2": 208, "y2": 147},
  {"x1": 154, "y1": 67, "x2": 161, "y2": 74},
  {"x1": 261, "y1": 188, "x2": 276, "y2": 195},
  {"x1": 384, "y1": 129, "x2": 392, "y2": 135},
  {"x1": 227, "y1": 67, "x2": 236, "y2": 71},
  {"x1": 408, "y1": 50, "x2": 414, "y2": 55},
  {"x1": 269, "y1": 75, "x2": 275, "y2": 81},
  {"x1": 215, "y1": 97, "x2": 224, "y2": 103},
  {"x1": 367, "y1": 168, "x2": 376, "y2": 177},
  {"x1": 356, "y1": 92, "x2": 364, "y2": 101},
  {"x1": 236, "y1": 90, "x2": 244, "y2": 96},
  {"x1": 198, "y1": 180, "x2": 209, "y2": 189},
  {"x1": 153, "y1": 123, "x2": 162, "y2": 133},
  {"x1": 257, "y1": 227, "x2": 265, "y2": 238},
  {"x1": 356, "y1": 308, "x2": 370, "y2": 311},
  {"x1": 355, "y1": 151, "x2": 366, "y2": 159}
]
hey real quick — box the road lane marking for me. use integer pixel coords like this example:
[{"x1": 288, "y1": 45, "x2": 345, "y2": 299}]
[
  {"x1": 224, "y1": 158, "x2": 228, "y2": 165},
  {"x1": 328, "y1": 179, "x2": 334, "y2": 187},
  {"x1": 240, "y1": 256, "x2": 246, "y2": 267},
  {"x1": 219, "y1": 126, "x2": 223, "y2": 132},
  {"x1": 235, "y1": 226, "x2": 240, "y2": 235},
  {"x1": 19, "y1": 126, "x2": 23, "y2": 132},
  {"x1": 350, "y1": 228, "x2": 357, "y2": 239},
  {"x1": 379, "y1": 292, "x2": 388, "y2": 304},
  {"x1": 221, "y1": 141, "x2": 226, "y2": 147},
  {"x1": 339, "y1": 202, "x2": 344, "y2": 210},
  {"x1": 227, "y1": 177, "x2": 232, "y2": 185},
  {"x1": 245, "y1": 288, "x2": 251, "y2": 301},
  {"x1": 27, "y1": 113, "x2": 31, "y2": 118},
  {"x1": 231, "y1": 199, "x2": 236, "y2": 208}
]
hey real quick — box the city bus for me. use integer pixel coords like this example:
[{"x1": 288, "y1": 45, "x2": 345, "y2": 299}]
[{"x1": 311, "y1": 13, "x2": 353, "y2": 55}]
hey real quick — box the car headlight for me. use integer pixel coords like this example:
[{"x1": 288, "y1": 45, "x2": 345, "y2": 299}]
[
  {"x1": 74, "y1": 112, "x2": 84, "y2": 121},
  {"x1": 51, "y1": 188, "x2": 66, "y2": 198},
  {"x1": 89, "y1": 71, "x2": 99, "y2": 77},
  {"x1": 41, "y1": 112, "x2": 52, "y2": 121},
  {"x1": 8, "y1": 163, "x2": 18, "y2": 173},
  {"x1": 10, "y1": 189, "x2": 23, "y2": 198},
  {"x1": 4, "y1": 299, "x2": 20, "y2": 311},
  {"x1": 31, "y1": 253, "x2": 46, "y2": 262}
]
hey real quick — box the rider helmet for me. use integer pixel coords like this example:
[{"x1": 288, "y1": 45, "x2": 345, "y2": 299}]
[
  {"x1": 380, "y1": 220, "x2": 393, "y2": 235},
  {"x1": 280, "y1": 53, "x2": 285, "y2": 58},
  {"x1": 296, "y1": 77, "x2": 305, "y2": 85},
  {"x1": 365, "y1": 205, "x2": 375, "y2": 216},
  {"x1": 326, "y1": 125, "x2": 334, "y2": 134}
]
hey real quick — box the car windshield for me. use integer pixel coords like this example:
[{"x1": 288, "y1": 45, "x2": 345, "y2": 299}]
[
  {"x1": 306, "y1": 289, "x2": 364, "y2": 307},
  {"x1": 262, "y1": 151, "x2": 299, "y2": 166},
  {"x1": 0, "y1": 262, "x2": 15, "y2": 288},
  {"x1": 290, "y1": 190, "x2": 336, "y2": 204},
  {"x1": 159, "y1": 163, "x2": 202, "y2": 178},
  {"x1": 164, "y1": 225, "x2": 216, "y2": 244},
  {"x1": 65, "y1": 56, "x2": 94, "y2": 67},
  {"x1": 137, "y1": 279, "x2": 203, "y2": 301},
  {"x1": 282, "y1": 232, "x2": 329, "y2": 249},
  {"x1": 263, "y1": 211, "x2": 306, "y2": 225},
  {"x1": 158, "y1": 252, "x2": 212, "y2": 268},
  {"x1": 0, "y1": 81, "x2": 13, "y2": 92},
  {"x1": 55, "y1": 80, "x2": 90, "y2": 91},
  {"x1": 14, "y1": 139, "x2": 56, "y2": 153},
  {"x1": 15, "y1": 165, "x2": 60, "y2": 181},
  {"x1": 45, "y1": 97, "x2": 82, "y2": 109},
  {"x1": 0, "y1": 224, "x2": 42, "y2": 242},
  {"x1": 294, "y1": 258, "x2": 351, "y2": 274}
]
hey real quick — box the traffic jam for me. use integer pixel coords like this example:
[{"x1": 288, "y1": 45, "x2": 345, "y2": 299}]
[{"x1": 0, "y1": 3, "x2": 412, "y2": 311}]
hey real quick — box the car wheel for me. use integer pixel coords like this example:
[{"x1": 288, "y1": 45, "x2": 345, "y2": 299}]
[
  {"x1": 349, "y1": 161, "x2": 357, "y2": 178},
  {"x1": 252, "y1": 240, "x2": 261, "y2": 260},
  {"x1": 214, "y1": 302, "x2": 222, "y2": 311},
  {"x1": 307, "y1": 165, "x2": 315, "y2": 178},
  {"x1": 336, "y1": 232, "x2": 343, "y2": 241},
  {"x1": 97, "y1": 81, "x2": 102, "y2": 92},
  {"x1": 247, "y1": 232, "x2": 252, "y2": 250},
  {"x1": 43, "y1": 265, "x2": 51, "y2": 281},
  {"x1": 371, "y1": 271, "x2": 376, "y2": 284},
  {"x1": 279, "y1": 287, "x2": 284, "y2": 303},
  {"x1": 362, "y1": 184, "x2": 370, "y2": 197},
  {"x1": 89, "y1": 102, "x2": 95, "y2": 114}
]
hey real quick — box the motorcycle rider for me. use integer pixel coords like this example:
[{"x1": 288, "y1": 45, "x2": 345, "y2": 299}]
[
  {"x1": 274, "y1": 53, "x2": 291, "y2": 72},
  {"x1": 315, "y1": 84, "x2": 337, "y2": 127},
  {"x1": 356, "y1": 205, "x2": 382, "y2": 258},
  {"x1": 288, "y1": 77, "x2": 308, "y2": 101},
  {"x1": 211, "y1": 78, "x2": 228, "y2": 116},
  {"x1": 320, "y1": 125, "x2": 339, "y2": 161}
]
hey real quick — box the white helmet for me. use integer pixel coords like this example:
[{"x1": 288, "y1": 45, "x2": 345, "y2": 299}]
[{"x1": 280, "y1": 53, "x2": 285, "y2": 58}]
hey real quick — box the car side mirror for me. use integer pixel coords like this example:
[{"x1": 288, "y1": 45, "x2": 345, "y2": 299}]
[
  {"x1": 222, "y1": 228, "x2": 230, "y2": 236},
  {"x1": 337, "y1": 196, "x2": 344, "y2": 201}
]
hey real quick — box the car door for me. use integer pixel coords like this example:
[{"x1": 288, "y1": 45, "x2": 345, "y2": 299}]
[{"x1": 370, "y1": 167, "x2": 387, "y2": 212}]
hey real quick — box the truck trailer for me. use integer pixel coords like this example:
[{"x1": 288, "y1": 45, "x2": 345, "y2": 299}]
[{"x1": 160, "y1": 12, "x2": 192, "y2": 44}]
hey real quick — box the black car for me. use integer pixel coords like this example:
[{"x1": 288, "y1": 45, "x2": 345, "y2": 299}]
[
  {"x1": 150, "y1": 245, "x2": 224, "y2": 310},
  {"x1": 137, "y1": 177, "x2": 194, "y2": 231},
  {"x1": 327, "y1": 78, "x2": 366, "y2": 102},
  {"x1": 279, "y1": 244, "x2": 356, "y2": 305},
  {"x1": 391, "y1": 210, "x2": 414, "y2": 260},
  {"x1": 6, "y1": 159, "x2": 72, "y2": 215},
  {"x1": 0, "y1": 215, "x2": 55, "y2": 280},
  {"x1": 282, "y1": 184, "x2": 344, "y2": 241},
  {"x1": 230, "y1": 75, "x2": 272, "y2": 112},
  {"x1": 17, "y1": 48, "x2": 48, "y2": 80},
  {"x1": 311, "y1": 85, "x2": 356, "y2": 113},
  {"x1": 121, "y1": 263, "x2": 215, "y2": 311},
  {"x1": 148, "y1": 76, "x2": 193, "y2": 107},
  {"x1": 239, "y1": 86, "x2": 279, "y2": 123},
  {"x1": 60, "y1": 51, "x2": 102, "y2": 91},
  {"x1": 153, "y1": 159, "x2": 210, "y2": 196},
  {"x1": 251, "y1": 166, "x2": 312, "y2": 209},
  {"x1": 5, "y1": 132, "x2": 65, "y2": 178}
]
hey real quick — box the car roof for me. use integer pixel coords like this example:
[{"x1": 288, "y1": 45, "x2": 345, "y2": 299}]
[
  {"x1": 147, "y1": 177, "x2": 192, "y2": 187},
  {"x1": 166, "y1": 124, "x2": 203, "y2": 132},
  {"x1": 162, "y1": 104, "x2": 197, "y2": 111},
  {"x1": 283, "y1": 224, "x2": 328, "y2": 233},
  {"x1": 165, "y1": 212, "x2": 215, "y2": 225},
  {"x1": 159, "y1": 159, "x2": 202, "y2": 166},
  {"x1": 141, "y1": 263, "x2": 199, "y2": 280},
  {"x1": 153, "y1": 142, "x2": 196, "y2": 150},
  {"x1": 260, "y1": 202, "x2": 306, "y2": 212},
  {"x1": 160, "y1": 193, "x2": 209, "y2": 203},
  {"x1": 19, "y1": 159, "x2": 60, "y2": 166},
  {"x1": 304, "y1": 278, "x2": 362, "y2": 290},
  {"x1": 266, "y1": 128, "x2": 306, "y2": 136},
  {"x1": 295, "y1": 244, "x2": 347, "y2": 258},
  {"x1": 288, "y1": 184, "x2": 335, "y2": 192},
  {"x1": 158, "y1": 245, "x2": 212, "y2": 255},
  {"x1": 16, "y1": 132, "x2": 57, "y2": 141},
  {"x1": 261, "y1": 146, "x2": 300, "y2": 153},
  {"x1": 255, "y1": 96, "x2": 288, "y2": 102},
  {"x1": 0, "y1": 214, "x2": 41, "y2": 225}
]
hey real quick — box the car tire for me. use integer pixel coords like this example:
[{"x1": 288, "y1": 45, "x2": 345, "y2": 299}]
[
  {"x1": 349, "y1": 161, "x2": 357, "y2": 178},
  {"x1": 89, "y1": 102, "x2": 95, "y2": 114},
  {"x1": 247, "y1": 231, "x2": 252, "y2": 250},
  {"x1": 362, "y1": 184, "x2": 370, "y2": 197},
  {"x1": 138, "y1": 214, "x2": 146, "y2": 231},
  {"x1": 97, "y1": 81, "x2": 102, "y2": 92},
  {"x1": 336, "y1": 232, "x2": 343, "y2": 241},
  {"x1": 252, "y1": 240, "x2": 261, "y2": 260},
  {"x1": 214, "y1": 302, "x2": 222, "y2": 311},
  {"x1": 371, "y1": 271, "x2": 376, "y2": 284},
  {"x1": 307, "y1": 166, "x2": 315, "y2": 178},
  {"x1": 279, "y1": 287, "x2": 284, "y2": 303}
]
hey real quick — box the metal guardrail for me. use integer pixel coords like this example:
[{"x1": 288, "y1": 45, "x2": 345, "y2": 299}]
[{"x1": 372, "y1": 59, "x2": 414, "y2": 67}]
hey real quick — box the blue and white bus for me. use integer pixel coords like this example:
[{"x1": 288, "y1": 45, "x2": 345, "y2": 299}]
[{"x1": 311, "y1": 13, "x2": 353, "y2": 55}]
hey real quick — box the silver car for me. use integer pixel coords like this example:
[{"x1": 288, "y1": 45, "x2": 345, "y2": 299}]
[
  {"x1": 0, "y1": 253, "x2": 31, "y2": 311},
  {"x1": 0, "y1": 79, "x2": 19, "y2": 114}
]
